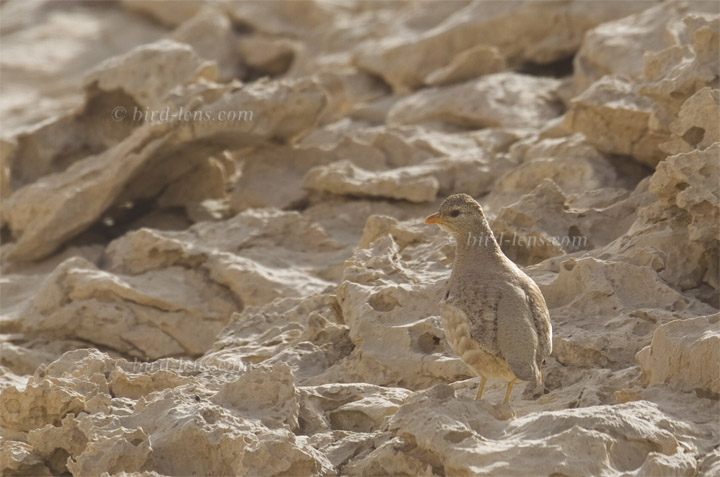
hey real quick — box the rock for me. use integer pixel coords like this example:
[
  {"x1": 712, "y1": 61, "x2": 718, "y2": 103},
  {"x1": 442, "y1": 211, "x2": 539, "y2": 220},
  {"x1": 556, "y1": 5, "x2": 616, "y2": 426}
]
[
  {"x1": 331, "y1": 229, "x2": 471, "y2": 390},
  {"x1": 2, "y1": 72, "x2": 328, "y2": 262},
  {"x1": 0, "y1": 1, "x2": 165, "y2": 135},
  {"x1": 170, "y1": 6, "x2": 245, "y2": 82},
  {"x1": 1, "y1": 124, "x2": 173, "y2": 262},
  {"x1": 83, "y1": 39, "x2": 216, "y2": 110},
  {"x1": 379, "y1": 392, "x2": 701, "y2": 476},
  {"x1": 640, "y1": 14, "x2": 720, "y2": 116},
  {"x1": 487, "y1": 134, "x2": 619, "y2": 210},
  {"x1": 12, "y1": 256, "x2": 240, "y2": 359},
  {"x1": 2, "y1": 2, "x2": 720, "y2": 475},
  {"x1": 236, "y1": 35, "x2": 296, "y2": 77},
  {"x1": 203, "y1": 293, "x2": 352, "y2": 384},
  {"x1": 0, "y1": 440, "x2": 52, "y2": 476},
  {"x1": 637, "y1": 313, "x2": 720, "y2": 395},
  {"x1": 573, "y1": 2, "x2": 717, "y2": 93},
  {"x1": 106, "y1": 209, "x2": 342, "y2": 307},
  {"x1": 303, "y1": 159, "x2": 440, "y2": 203},
  {"x1": 354, "y1": 0, "x2": 648, "y2": 91},
  {"x1": 563, "y1": 75, "x2": 669, "y2": 168},
  {"x1": 661, "y1": 86, "x2": 720, "y2": 155},
  {"x1": 120, "y1": 0, "x2": 206, "y2": 27},
  {"x1": 649, "y1": 143, "x2": 720, "y2": 242},
  {"x1": 423, "y1": 44, "x2": 506, "y2": 87},
  {"x1": 388, "y1": 73, "x2": 563, "y2": 129},
  {"x1": 566, "y1": 13, "x2": 719, "y2": 169}
]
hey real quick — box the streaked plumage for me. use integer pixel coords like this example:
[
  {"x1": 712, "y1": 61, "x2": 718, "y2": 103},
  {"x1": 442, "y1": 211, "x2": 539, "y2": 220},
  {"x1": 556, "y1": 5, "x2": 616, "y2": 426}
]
[{"x1": 425, "y1": 193, "x2": 552, "y2": 404}]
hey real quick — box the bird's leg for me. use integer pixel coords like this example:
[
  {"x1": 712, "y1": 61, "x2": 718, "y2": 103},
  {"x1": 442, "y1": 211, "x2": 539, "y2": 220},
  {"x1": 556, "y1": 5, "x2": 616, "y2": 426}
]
[
  {"x1": 503, "y1": 381, "x2": 515, "y2": 404},
  {"x1": 475, "y1": 376, "x2": 487, "y2": 400}
]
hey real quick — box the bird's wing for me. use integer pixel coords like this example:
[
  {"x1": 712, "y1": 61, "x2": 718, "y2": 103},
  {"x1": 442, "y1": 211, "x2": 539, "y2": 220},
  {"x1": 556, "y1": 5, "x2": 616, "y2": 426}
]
[
  {"x1": 495, "y1": 285, "x2": 541, "y2": 384},
  {"x1": 525, "y1": 281, "x2": 552, "y2": 364},
  {"x1": 452, "y1": 283, "x2": 503, "y2": 357}
]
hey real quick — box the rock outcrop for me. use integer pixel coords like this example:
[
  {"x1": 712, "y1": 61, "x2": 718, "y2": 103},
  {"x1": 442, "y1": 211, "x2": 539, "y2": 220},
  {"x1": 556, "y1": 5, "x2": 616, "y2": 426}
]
[{"x1": 1, "y1": 1, "x2": 718, "y2": 475}]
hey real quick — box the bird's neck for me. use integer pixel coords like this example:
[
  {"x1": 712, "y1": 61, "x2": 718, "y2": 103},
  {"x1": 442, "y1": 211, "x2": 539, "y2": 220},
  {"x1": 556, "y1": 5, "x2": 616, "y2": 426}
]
[{"x1": 451, "y1": 222, "x2": 503, "y2": 273}]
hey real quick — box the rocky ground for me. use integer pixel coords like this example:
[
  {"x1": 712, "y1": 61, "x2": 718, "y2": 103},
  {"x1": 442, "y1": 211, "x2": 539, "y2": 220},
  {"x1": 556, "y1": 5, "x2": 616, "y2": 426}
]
[{"x1": 1, "y1": 1, "x2": 718, "y2": 475}]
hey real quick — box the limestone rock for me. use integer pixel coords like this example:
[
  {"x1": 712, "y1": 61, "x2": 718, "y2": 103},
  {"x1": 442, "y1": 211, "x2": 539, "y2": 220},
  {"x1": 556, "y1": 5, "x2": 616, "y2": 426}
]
[
  {"x1": 640, "y1": 14, "x2": 720, "y2": 116},
  {"x1": 637, "y1": 313, "x2": 720, "y2": 395},
  {"x1": 303, "y1": 159, "x2": 440, "y2": 203},
  {"x1": 423, "y1": 44, "x2": 506, "y2": 87},
  {"x1": 563, "y1": 75, "x2": 669, "y2": 167},
  {"x1": 12, "y1": 256, "x2": 239, "y2": 359},
  {"x1": 354, "y1": 0, "x2": 648, "y2": 92},
  {"x1": 388, "y1": 73, "x2": 563, "y2": 129},
  {"x1": 2, "y1": 73, "x2": 328, "y2": 262},
  {"x1": 661, "y1": 87, "x2": 720, "y2": 155},
  {"x1": 0, "y1": 440, "x2": 51, "y2": 476},
  {"x1": 2, "y1": 3, "x2": 720, "y2": 476},
  {"x1": 106, "y1": 209, "x2": 342, "y2": 307},
  {"x1": 170, "y1": 6, "x2": 245, "y2": 82},
  {"x1": 573, "y1": 2, "x2": 717, "y2": 93},
  {"x1": 379, "y1": 390, "x2": 702, "y2": 476},
  {"x1": 83, "y1": 39, "x2": 216, "y2": 110},
  {"x1": 649, "y1": 143, "x2": 720, "y2": 242},
  {"x1": 120, "y1": 0, "x2": 206, "y2": 27}
]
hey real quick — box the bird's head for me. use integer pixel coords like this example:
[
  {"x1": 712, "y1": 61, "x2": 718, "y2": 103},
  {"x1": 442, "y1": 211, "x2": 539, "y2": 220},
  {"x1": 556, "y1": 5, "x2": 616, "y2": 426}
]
[{"x1": 424, "y1": 193, "x2": 488, "y2": 236}]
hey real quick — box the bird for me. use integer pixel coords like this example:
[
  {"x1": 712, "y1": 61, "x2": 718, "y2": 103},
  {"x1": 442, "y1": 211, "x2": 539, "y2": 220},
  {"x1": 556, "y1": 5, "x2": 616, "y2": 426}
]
[{"x1": 425, "y1": 193, "x2": 552, "y2": 405}]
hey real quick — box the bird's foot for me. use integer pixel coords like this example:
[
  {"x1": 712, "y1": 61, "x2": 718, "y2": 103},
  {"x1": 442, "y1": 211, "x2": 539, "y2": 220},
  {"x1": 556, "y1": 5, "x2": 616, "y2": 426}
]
[
  {"x1": 489, "y1": 401, "x2": 516, "y2": 420},
  {"x1": 474, "y1": 376, "x2": 487, "y2": 400}
]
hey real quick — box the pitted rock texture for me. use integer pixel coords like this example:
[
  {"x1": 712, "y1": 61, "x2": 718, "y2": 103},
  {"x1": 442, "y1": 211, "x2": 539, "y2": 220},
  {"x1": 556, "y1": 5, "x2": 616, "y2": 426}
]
[{"x1": 1, "y1": 1, "x2": 718, "y2": 476}]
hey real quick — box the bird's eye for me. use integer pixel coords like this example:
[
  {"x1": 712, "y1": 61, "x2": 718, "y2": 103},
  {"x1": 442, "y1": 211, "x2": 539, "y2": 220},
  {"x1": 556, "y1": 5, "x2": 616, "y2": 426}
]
[{"x1": 450, "y1": 209, "x2": 460, "y2": 218}]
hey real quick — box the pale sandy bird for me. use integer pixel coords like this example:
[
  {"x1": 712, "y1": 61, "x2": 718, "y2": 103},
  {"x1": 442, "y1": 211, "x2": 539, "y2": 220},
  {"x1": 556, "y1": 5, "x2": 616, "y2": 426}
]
[{"x1": 425, "y1": 193, "x2": 552, "y2": 404}]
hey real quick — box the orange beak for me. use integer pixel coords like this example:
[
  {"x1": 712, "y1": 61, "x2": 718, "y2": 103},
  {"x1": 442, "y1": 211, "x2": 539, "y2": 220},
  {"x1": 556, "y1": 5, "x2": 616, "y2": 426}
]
[{"x1": 424, "y1": 213, "x2": 444, "y2": 225}]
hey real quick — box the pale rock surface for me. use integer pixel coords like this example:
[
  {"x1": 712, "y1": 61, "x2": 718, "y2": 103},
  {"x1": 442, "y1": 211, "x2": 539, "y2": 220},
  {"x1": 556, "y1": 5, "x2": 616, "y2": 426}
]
[
  {"x1": 573, "y1": 1, "x2": 718, "y2": 93},
  {"x1": 303, "y1": 159, "x2": 440, "y2": 203},
  {"x1": 388, "y1": 73, "x2": 563, "y2": 129},
  {"x1": 423, "y1": 44, "x2": 506, "y2": 87},
  {"x1": 2, "y1": 68, "x2": 328, "y2": 261},
  {"x1": 661, "y1": 86, "x2": 720, "y2": 155},
  {"x1": 640, "y1": 14, "x2": 720, "y2": 116},
  {"x1": 2, "y1": 2, "x2": 719, "y2": 476},
  {"x1": 170, "y1": 6, "x2": 245, "y2": 82},
  {"x1": 637, "y1": 313, "x2": 720, "y2": 395},
  {"x1": 83, "y1": 39, "x2": 216, "y2": 110},
  {"x1": 354, "y1": 0, "x2": 649, "y2": 91},
  {"x1": 563, "y1": 75, "x2": 670, "y2": 167},
  {"x1": 567, "y1": 12, "x2": 719, "y2": 169},
  {"x1": 0, "y1": 1, "x2": 165, "y2": 134},
  {"x1": 120, "y1": 0, "x2": 206, "y2": 27}
]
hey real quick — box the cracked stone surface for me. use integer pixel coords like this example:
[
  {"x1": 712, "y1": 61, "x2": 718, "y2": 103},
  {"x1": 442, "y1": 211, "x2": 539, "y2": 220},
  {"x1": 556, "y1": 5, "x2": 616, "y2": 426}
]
[{"x1": 1, "y1": 1, "x2": 718, "y2": 476}]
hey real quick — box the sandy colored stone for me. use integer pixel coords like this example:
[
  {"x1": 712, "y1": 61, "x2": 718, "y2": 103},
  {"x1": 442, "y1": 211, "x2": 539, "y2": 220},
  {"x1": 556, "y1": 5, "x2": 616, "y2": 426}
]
[
  {"x1": 0, "y1": 440, "x2": 52, "y2": 476},
  {"x1": 171, "y1": 6, "x2": 245, "y2": 82},
  {"x1": 2, "y1": 3, "x2": 719, "y2": 476},
  {"x1": 381, "y1": 389, "x2": 701, "y2": 476},
  {"x1": 120, "y1": 0, "x2": 206, "y2": 27},
  {"x1": 640, "y1": 14, "x2": 720, "y2": 115},
  {"x1": 83, "y1": 39, "x2": 216, "y2": 109},
  {"x1": 661, "y1": 86, "x2": 720, "y2": 155},
  {"x1": 388, "y1": 73, "x2": 562, "y2": 129},
  {"x1": 106, "y1": 209, "x2": 342, "y2": 307},
  {"x1": 354, "y1": 0, "x2": 648, "y2": 91},
  {"x1": 2, "y1": 72, "x2": 328, "y2": 261},
  {"x1": 637, "y1": 313, "x2": 720, "y2": 395},
  {"x1": 563, "y1": 75, "x2": 669, "y2": 168},
  {"x1": 573, "y1": 2, "x2": 717, "y2": 93},
  {"x1": 423, "y1": 44, "x2": 506, "y2": 87},
  {"x1": 303, "y1": 159, "x2": 440, "y2": 203}
]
